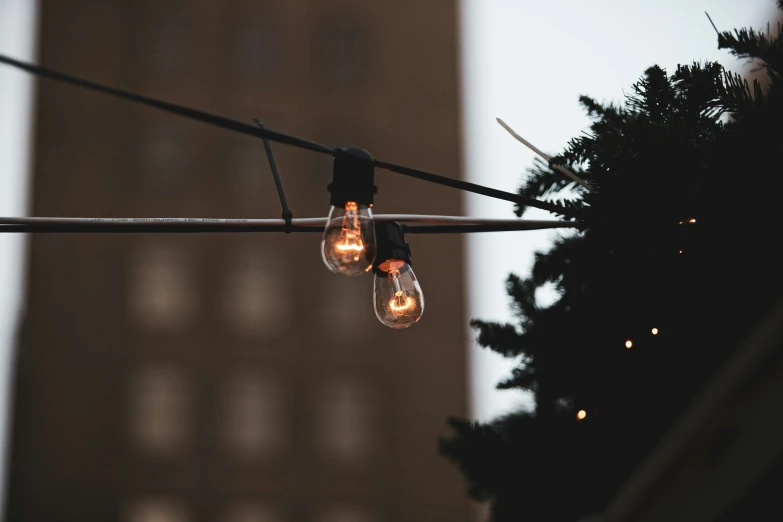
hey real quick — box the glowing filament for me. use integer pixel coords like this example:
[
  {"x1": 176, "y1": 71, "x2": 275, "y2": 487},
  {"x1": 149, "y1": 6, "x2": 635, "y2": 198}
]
[
  {"x1": 386, "y1": 268, "x2": 416, "y2": 314},
  {"x1": 577, "y1": 410, "x2": 587, "y2": 420},
  {"x1": 336, "y1": 243, "x2": 364, "y2": 252},
  {"x1": 333, "y1": 201, "x2": 365, "y2": 259},
  {"x1": 389, "y1": 292, "x2": 415, "y2": 313},
  {"x1": 625, "y1": 339, "x2": 633, "y2": 349}
]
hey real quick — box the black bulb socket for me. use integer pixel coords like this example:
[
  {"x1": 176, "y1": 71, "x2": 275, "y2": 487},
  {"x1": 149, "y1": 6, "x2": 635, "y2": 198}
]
[
  {"x1": 328, "y1": 147, "x2": 377, "y2": 207},
  {"x1": 372, "y1": 221, "x2": 412, "y2": 275}
]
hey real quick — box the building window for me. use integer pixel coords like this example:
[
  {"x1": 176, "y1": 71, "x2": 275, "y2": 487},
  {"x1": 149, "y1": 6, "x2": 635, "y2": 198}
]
[
  {"x1": 226, "y1": 19, "x2": 280, "y2": 81},
  {"x1": 137, "y1": 3, "x2": 192, "y2": 74},
  {"x1": 317, "y1": 506, "x2": 376, "y2": 522},
  {"x1": 223, "y1": 136, "x2": 268, "y2": 207},
  {"x1": 321, "y1": 275, "x2": 371, "y2": 339},
  {"x1": 145, "y1": 23, "x2": 190, "y2": 72},
  {"x1": 313, "y1": 380, "x2": 376, "y2": 466},
  {"x1": 223, "y1": 503, "x2": 285, "y2": 522},
  {"x1": 220, "y1": 372, "x2": 288, "y2": 460},
  {"x1": 129, "y1": 365, "x2": 191, "y2": 456},
  {"x1": 128, "y1": 243, "x2": 197, "y2": 331},
  {"x1": 316, "y1": 17, "x2": 370, "y2": 88},
  {"x1": 136, "y1": 122, "x2": 190, "y2": 191},
  {"x1": 221, "y1": 249, "x2": 291, "y2": 336},
  {"x1": 126, "y1": 499, "x2": 190, "y2": 522}
]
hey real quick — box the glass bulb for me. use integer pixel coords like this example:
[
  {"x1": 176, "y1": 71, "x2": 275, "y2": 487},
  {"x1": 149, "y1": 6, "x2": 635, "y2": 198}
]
[
  {"x1": 373, "y1": 259, "x2": 424, "y2": 329},
  {"x1": 321, "y1": 201, "x2": 376, "y2": 276}
]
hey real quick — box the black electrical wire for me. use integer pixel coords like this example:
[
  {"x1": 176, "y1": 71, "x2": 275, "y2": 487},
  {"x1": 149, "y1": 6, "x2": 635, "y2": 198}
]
[
  {"x1": 254, "y1": 119, "x2": 293, "y2": 231},
  {"x1": 0, "y1": 54, "x2": 335, "y2": 155},
  {"x1": 0, "y1": 53, "x2": 582, "y2": 220},
  {"x1": 374, "y1": 160, "x2": 569, "y2": 215}
]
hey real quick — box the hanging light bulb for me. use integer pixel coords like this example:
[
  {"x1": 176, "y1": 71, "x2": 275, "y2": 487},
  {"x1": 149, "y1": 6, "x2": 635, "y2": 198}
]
[
  {"x1": 372, "y1": 222, "x2": 424, "y2": 329},
  {"x1": 321, "y1": 148, "x2": 377, "y2": 276},
  {"x1": 322, "y1": 201, "x2": 375, "y2": 275}
]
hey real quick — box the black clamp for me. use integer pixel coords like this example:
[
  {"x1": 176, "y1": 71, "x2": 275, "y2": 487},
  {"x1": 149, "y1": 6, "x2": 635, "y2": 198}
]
[
  {"x1": 372, "y1": 221, "x2": 412, "y2": 275},
  {"x1": 328, "y1": 147, "x2": 377, "y2": 207}
]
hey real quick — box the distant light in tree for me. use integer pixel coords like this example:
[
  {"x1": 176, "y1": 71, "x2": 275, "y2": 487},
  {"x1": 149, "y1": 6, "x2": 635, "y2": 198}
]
[
  {"x1": 678, "y1": 220, "x2": 684, "y2": 225},
  {"x1": 678, "y1": 250, "x2": 683, "y2": 254},
  {"x1": 576, "y1": 410, "x2": 587, "y2": 420},
  {"x1": 689, "y1": 218, "x2": 696, "y2": 223},
  {"x1": 651, "y1": 327, "x2": 659, "y2": 335},
  {"x1": 625, "y1": 339, "x2": 633, "y2": 349}
]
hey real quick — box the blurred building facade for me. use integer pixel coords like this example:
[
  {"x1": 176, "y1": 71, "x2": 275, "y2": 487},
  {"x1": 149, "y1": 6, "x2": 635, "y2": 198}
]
[{"x1": 5, "y1": 1, "x2": 468, "y2": 521}]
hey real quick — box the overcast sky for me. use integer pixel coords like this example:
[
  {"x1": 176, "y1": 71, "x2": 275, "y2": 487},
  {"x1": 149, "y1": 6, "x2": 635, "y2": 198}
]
[{"x1": 0, "y1": 0, "x2": 38, "y2": 510}]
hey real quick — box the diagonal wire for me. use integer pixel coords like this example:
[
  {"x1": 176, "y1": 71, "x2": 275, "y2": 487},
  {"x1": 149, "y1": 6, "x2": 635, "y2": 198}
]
[
  {"x1": 0, "y1": 53, "x2": 583, "y2": 219},
  {"x1": 0, "y1": 53, "x2": 335, "y2": 155},
  {"x1": 373, "y1": 160, "x2": 578, "y2": 217}
]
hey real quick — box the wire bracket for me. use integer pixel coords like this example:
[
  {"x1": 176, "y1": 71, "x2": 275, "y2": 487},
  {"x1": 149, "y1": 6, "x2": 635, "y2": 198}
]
[{"x1": 254, "y1": 119, "x2": 293, "y2": 233}]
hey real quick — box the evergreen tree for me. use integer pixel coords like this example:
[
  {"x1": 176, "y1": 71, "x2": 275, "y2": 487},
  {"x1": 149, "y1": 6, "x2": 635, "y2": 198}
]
[{"x1": 440, "y1": 4, "x2": 783, "y2": 521}]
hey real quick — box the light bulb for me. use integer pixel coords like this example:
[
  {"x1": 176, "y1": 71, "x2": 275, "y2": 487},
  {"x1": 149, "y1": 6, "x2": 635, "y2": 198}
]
[
  {"x1": 373, "y1": 259, "x2": 424, "y2": 329},
  {"x1": 321, "y1": 201, "x2": 376, "y2": 276},
  {"x1": 372, "y1": 221, "x2": 423, "y2": 329},
  {"x1": 322, "y1": 147, "x2": 377, "y2": 276}
]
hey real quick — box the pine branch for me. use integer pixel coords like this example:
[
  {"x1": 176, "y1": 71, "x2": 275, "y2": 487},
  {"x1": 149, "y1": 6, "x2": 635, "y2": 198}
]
[
  {"x1": 514, "y1": 159, "x2": 579, "y2": 217},
  {"x1": 496, "y1": 366, "x2": 536, "y2": 391},
  {"x1": 529, "y1": 234, "x2": 585, "y2": 292},
  {"x1": 469, "y1": 320, "x2": 523, "y2": 358},
  {"x1": 505, "y1": 274, "x2": 538, "y2": 323},
  {"x1": 627, "y1": 66, "x2": 677, "y2": 121},
  {"x1": 578, "y1": 96, "x2": 625, "y2": 122},
  {"x1": 717, "y1": 25, "x2": 783, "y2": 81}
]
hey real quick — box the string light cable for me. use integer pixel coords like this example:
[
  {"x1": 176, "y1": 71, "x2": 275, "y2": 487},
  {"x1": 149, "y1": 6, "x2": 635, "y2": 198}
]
[
  {"x1": 0, "y1": 53, "x2": 590, "y2": 221},
  {"x1": 0, "y1": 53, "x2": 590, "y2": 328},
  {"x1": 0, "y1": 216, "x2": 580, "y2": 234}
]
